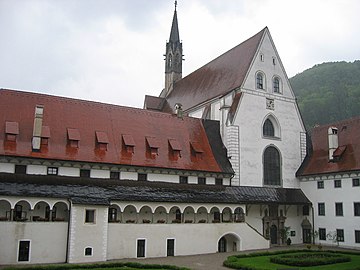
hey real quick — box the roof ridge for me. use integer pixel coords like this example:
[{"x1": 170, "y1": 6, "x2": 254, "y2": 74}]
[
  {"x1": 0, "y1": 88, "x2": 201, "y2": 122},
  {"x1": 172, "y1": 27, "x2": 266, "y2": 85}
]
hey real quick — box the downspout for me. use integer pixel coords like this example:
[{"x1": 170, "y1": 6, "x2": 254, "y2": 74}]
[
  {"x1": 311, "y1": 204, "x2": 315, "y2": 244},
  {"x1": 66, "y1": 199, "x2": 72, "y2": 263}
]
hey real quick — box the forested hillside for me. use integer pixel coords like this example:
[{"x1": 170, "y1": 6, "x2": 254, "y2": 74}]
[{"x1": 290, "y1": 60, "x2": 360, "y2": 131}]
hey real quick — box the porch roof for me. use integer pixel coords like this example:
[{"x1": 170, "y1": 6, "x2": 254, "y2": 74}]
[{"x1": 0, "y1": 173, "x2": 310, "y2": 205}]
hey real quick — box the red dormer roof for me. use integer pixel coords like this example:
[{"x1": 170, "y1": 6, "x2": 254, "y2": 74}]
[
  {"x1": 162, "y1": 27, "x2": 266, "y2": 113},
  {"x1": 0, "y1": 89, "x2": 231, "y2": 174},
  {"x1": 297, "y1": 117, "x2": 360, "y2": 176}
]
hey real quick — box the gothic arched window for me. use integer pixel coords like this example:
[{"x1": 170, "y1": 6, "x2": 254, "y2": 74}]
[
  {"x1": 263, "y1": 119, "x2": 275, "y2": 137},
  {"x1": 256, "y1": 73, "x2": 264, "y2": 89},
  {"x1": 263, "y1": 146, "x2": 281, "y2": 186},
  {"x1": 273, "y1": 77, "x2": 280, "y2": 93}
]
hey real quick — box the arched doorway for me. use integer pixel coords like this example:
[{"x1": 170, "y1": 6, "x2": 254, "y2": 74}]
[
  {"x1": 218, "y1": 233, "x2": 241, "y2": 252},
  {"x1": 270, "y1": 225, "x2": 278, "y2": 244},
  {"x1": 218, "y1": 237, "x2": 227, "y2": 252}
]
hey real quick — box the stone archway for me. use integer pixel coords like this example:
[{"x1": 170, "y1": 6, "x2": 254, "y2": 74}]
[{"x1": 218, "y1": 233, "x2": 241, "y2": 253}]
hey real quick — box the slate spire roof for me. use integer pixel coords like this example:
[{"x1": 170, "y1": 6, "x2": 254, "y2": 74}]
[{"x1": 169, "y1": 3, "x2": 180, "y2": 43}]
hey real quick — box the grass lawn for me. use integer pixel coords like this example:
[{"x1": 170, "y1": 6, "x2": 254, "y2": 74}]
[{"x1": 224, "y1": 249, "x2": 360, "y2": 270}]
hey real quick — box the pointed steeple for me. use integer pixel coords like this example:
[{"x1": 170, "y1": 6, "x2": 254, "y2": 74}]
[
  {"x1": 169, "y1": 2, "x2": 180, "y2": 42},
  {"x1": 161, "y1": 1, "x2": 183, "y2": 98}
]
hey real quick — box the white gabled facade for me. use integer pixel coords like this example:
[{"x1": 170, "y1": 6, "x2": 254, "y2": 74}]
[{"x1": 188, "y1": 29, "x2": 306, "y2": 188}]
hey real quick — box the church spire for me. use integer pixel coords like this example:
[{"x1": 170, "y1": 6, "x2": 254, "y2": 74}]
[
  {"x1": 169, "y1": 1, "x2": 180, "y2": 43},
  {"x1": 161, "y1": 1, "x2": 183, "y2": 98}
]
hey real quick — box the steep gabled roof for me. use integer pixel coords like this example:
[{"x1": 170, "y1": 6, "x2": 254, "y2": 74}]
[
  {"x1": 163, "y1": 27, "x2": 266, "y2": 112},
  {"x1": 0, "y1": 89, "x2": 232, "y2": 175},
  {"x1": 297, "y1": 117, "x2": 360, "y2": 176}
]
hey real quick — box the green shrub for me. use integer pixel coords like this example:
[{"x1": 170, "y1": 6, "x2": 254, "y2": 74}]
[{"x1": 270, "y1": 252, "x2": 351, "y2": 266}]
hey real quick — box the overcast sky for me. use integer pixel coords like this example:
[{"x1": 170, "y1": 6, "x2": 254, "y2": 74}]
[{"x1": 0, "y1": 0, "x2": 359, "y2": 108}]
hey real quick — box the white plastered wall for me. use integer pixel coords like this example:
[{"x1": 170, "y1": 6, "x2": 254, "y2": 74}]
[{"x1": 300, "y1": 173, "x2": 360, "y2": 249}]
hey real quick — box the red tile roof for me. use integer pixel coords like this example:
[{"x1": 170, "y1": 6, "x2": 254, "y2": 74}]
[
  {"x1": 297, "y1": 117, "x2": 360, "y2": 176},
  {"x1": 163, "y1": 28, "x2": 266, "y2": 112},
  {"x1": 0, "y1": 89, "x2": 230, "y2": 174}
]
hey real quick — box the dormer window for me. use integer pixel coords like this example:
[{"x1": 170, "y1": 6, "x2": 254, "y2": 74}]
[
  {"x1": 96, "y1": 131, "x2": 109, "y2": 151},
  {"x1": 41, "y1": 126, "x2": 51, "y2": 146},
  {"x1": 168, "y1": 139, "x2": 181, "y2": 158},
  {"x1": 5, "y1": 121, "x2": 19, "y2": 141},
  {"x1": 146, "y1": 137, "x2": 160, "y2": 156},
  {"x1": 67, "y1": 128, "x2": 80, "y2": 148},
  {"x1": 122, "y1": 134, "x2": 135, "y2": 154},
  {"x1": 190, "y1": 142, "x2": 203, "y2": 159}
]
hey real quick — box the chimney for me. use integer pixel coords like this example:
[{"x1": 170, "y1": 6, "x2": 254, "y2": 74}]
[
  {"x1": 32, "y1": 105, "x2": 44, "y2": 151},
  {"x1": 174, "y1": 103, "x2": 183, "y2": 119},
  {"x1": 328, "y1": 126, "x2": 338, "y2": 161}
]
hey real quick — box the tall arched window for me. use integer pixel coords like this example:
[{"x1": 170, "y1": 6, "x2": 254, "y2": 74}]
[
  {"x1": 263, "y1": 146, "x2": 281, "y2": 186},
  {"x1": 273, "y1": 77, "x2": 280, "y2": 93},
  {"x1": 256, "y1": 73, "x2": 264, "y2": 89},
  {"x1": 263, "y1": 119, "x2": 274, "y2": 137}
]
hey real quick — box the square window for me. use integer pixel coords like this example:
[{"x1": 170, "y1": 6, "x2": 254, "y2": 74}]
[
  {"x1": 85, "y1": 247, "x2": 92, "y2": 256},
  {"x1": 334, "y1": 179, "x2": 342, "y2": 188},
  {"x1": 318, "y1": 203, "x2": 325, "y2": 216},
  {"x1": 198, "y1": 177, "x2": 206, "y2": 185},
  {"x1": 354, "y1": 202, "x2": 360, "y2": 216},
  {"x1": 85, "y1": 209, "x2": 95, "y2": 223},
  {"x1": 15, "y1": 165, "x2": 27, "y2": 174},
  {"x1": 355, "y1": 230, "x2": 360, "y2": 243},
  {"x1": 319, "y1": 228, "x2": 326, "y2": 240},
  {"x1": 290, "y1": 231, "x2": 296, "y2": 237},
  {"x1": 215, "y1": 178, "x2": 223, "y2": 186},
  {"x1": 47, "y1": 167, "x2": 58, "y2": 175},
  {"x1": 80, "y1": 169, "x2": 90, "y2": 178},
  {"x1": 317, "y1": 181, "x2": 324, "y2": 189},
  {"x1": 336, "y1": 229, "x2": 344, "y2": 242},
  {"x1": 110, "y1": 171, "x2": 120, "y2": 179},
  {"x1": 138, "y1": 173, "x2": 147, "y2": 181},
  {"x1": 335, "y1": 203, "x2": 343, "y2": 216},
  {"x1": 353, "y1": 178, "x2": 360, "y2": 187},
  {"x1": 179, "y1": 176, "x2": 188, "y2": 184}
]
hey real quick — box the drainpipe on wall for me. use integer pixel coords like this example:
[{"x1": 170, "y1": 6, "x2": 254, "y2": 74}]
[
  {"x1": 311, "y1": 204, "x2": 315, "y2": 244},
  {"x1": 65, "y1": 199, "x2": 72, "y2": 263}
]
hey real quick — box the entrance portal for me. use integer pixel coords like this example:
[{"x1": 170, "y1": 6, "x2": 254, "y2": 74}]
[{"x1": 270, "y1": 225, "x2": 278, "y2": 244}]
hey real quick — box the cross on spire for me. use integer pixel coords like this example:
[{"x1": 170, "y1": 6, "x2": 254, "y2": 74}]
[{"x1": 174, "y1": 1, "x2": 177, "y2": 11}]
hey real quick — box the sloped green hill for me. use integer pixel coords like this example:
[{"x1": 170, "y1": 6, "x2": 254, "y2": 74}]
[{"x1": 290, "y1": 60, "x2": 360, "y2": 130}]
